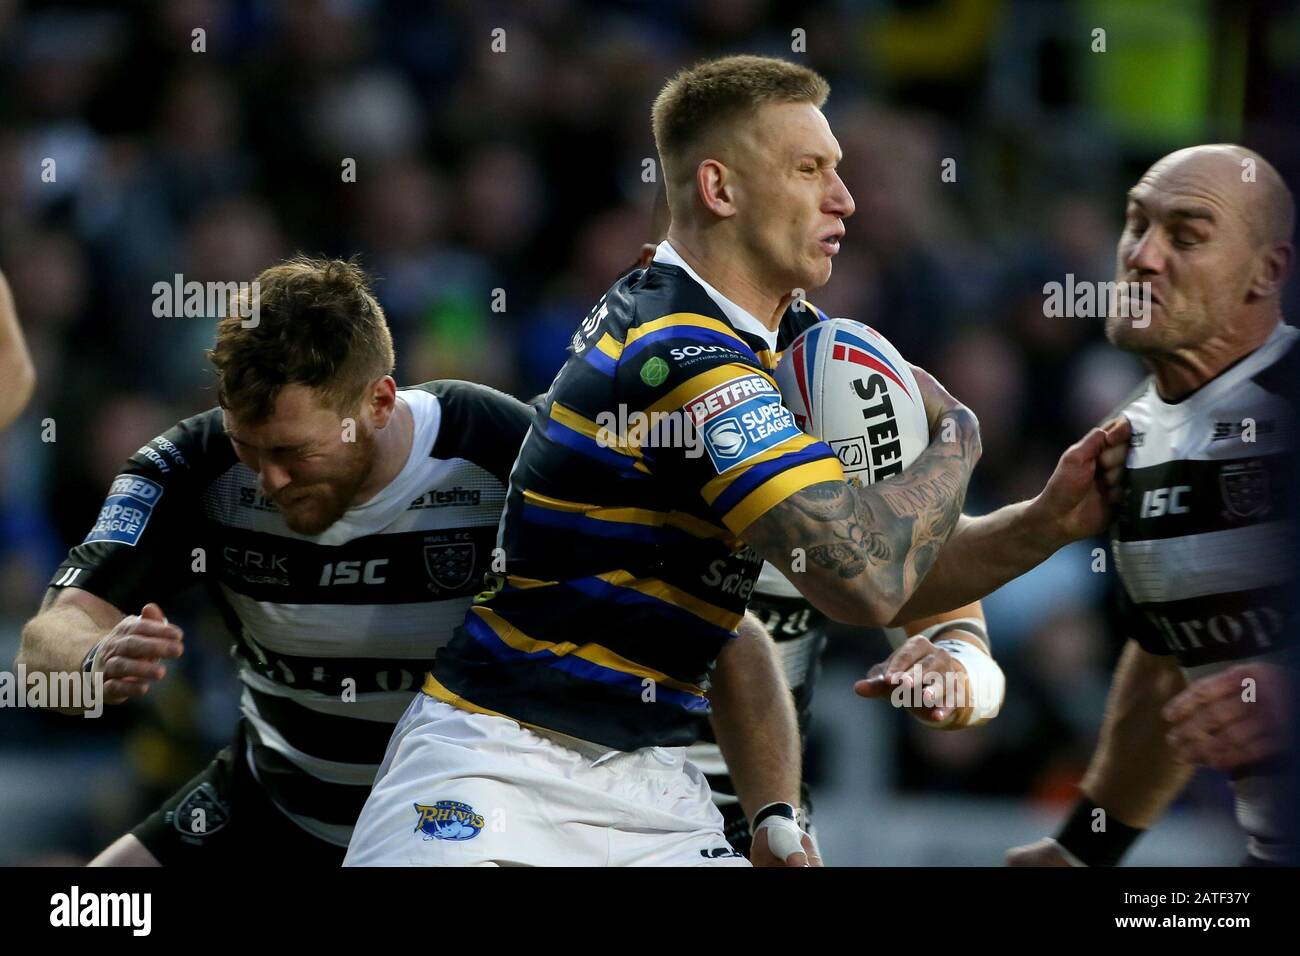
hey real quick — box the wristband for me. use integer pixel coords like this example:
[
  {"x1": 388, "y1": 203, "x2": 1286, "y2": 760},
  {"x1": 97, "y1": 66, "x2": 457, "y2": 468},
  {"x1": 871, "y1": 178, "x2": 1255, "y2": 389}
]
[
  {"x1": 921, "y1": 618, "x2": 989, "y2": 651},
  {"x1": 751, "y1": 801, "x2": 797, "y2": 829},
  {"x1": 82, "y1": 639, "x2": 106, "y2": 674},
  {"x1": 932, "y1": 637, "x2": 1005, "y2": 722},
  {"x1": 1054, "y1": 799, "x2": 1144, "y2": 867}
]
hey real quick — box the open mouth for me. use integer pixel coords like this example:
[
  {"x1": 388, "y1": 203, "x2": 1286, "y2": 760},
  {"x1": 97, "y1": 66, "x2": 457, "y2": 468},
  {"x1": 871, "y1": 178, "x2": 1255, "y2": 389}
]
[{"x1": 818, "y1": 227, "x2": 844, "y2": 256}]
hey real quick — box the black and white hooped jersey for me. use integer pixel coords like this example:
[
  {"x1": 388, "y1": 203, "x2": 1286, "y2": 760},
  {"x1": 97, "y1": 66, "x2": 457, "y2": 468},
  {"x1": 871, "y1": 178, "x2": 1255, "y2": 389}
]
[
  {"x1": 1113, "y1": 321, "x2": 1297, "y2": 862},
  {"x1": 49, "y1": 381, "x2": 532, "y2": 846}
]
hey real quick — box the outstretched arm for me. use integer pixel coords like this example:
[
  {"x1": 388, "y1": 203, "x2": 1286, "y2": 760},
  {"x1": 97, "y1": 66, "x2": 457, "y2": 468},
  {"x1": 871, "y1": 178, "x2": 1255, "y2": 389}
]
[{"x1": 889, "y1": 417, "x2": 1131, "y2": 624}]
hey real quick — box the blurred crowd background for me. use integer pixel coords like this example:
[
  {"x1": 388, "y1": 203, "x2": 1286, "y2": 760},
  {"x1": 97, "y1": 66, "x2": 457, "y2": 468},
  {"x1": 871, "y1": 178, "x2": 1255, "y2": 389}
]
[{"x1": 1, "y1": 0, "x2": 1297, "y2": 864}]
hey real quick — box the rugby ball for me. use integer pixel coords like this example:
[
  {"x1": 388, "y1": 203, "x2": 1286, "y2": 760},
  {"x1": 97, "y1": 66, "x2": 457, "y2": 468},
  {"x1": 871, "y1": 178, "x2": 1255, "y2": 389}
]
[{"x1": 775, "y1": 318, "x2": 930, "y2": 484}]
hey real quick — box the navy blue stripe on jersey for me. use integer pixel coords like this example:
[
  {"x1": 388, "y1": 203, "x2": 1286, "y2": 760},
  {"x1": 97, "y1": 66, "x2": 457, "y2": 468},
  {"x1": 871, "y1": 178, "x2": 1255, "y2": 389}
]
[
  {"x1": 621, "y1": 324, "x2": 762, "y2": 365},
  {"x1": 458, "y1": 611, "x2": 709, "y2": 713},
  {"x1": 710, "y1": 441, "x2": 842, "y2": 517},
  {"x1": 486, "y1": 579, "x2": 735, "y2": 681},
  {"x1": 535, "y1": 413, "x2": 651, "y2": 478}
]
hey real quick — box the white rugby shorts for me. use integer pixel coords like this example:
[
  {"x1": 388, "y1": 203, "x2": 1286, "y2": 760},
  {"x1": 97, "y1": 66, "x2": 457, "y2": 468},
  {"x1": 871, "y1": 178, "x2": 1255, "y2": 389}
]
[{"x1": 343, "y1": 694, "x2": 748, "y2": 867}]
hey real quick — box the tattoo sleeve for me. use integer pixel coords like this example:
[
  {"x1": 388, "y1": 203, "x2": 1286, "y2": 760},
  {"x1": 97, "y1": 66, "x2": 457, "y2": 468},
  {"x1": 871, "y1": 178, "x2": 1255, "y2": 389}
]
[{"x1": 743, "y1": 409, "x2": 978, "y2": 625}]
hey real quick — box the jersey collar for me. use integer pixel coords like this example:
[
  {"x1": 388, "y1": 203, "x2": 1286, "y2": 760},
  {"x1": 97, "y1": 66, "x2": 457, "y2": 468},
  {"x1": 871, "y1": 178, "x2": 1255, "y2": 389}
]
[
  {"x1": 653, "y1": 240, "x2": 778, "y2": 351},
  {"x1": 1148, "y1": 321, "x2": 1298, "y2": 419}
]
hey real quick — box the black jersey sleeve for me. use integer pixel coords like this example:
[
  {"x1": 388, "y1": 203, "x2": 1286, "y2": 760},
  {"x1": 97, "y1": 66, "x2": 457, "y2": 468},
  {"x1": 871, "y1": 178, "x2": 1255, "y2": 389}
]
[
  {"x1": 48, "y1": 409, "x2": 236, "y2": 613},
  {"x1": 421, "y1": 380, "x2": 534, "y2": 484}
]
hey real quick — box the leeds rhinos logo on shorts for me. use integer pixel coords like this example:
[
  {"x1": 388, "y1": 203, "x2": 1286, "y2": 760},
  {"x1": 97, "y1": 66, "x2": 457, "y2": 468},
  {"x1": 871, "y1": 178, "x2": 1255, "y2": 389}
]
[
  {"x1": 688, "y1": 375, "x2": 801, "y2": 473},
  {"x1": 83, "y1": 475, "x2": 164, "y2": 547},
  {"x1": 414, "y1": 800, "x2": 485, "y2": 841}
]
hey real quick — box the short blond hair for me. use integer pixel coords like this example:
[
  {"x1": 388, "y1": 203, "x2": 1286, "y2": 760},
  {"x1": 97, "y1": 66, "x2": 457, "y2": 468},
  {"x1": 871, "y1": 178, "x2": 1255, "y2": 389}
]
[{"x1": 651, "y1": 55, "x2": 830, "y2": 191}]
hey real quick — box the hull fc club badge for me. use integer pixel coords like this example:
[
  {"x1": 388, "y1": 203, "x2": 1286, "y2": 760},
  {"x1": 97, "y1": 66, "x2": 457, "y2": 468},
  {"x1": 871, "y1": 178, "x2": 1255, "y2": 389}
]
[
  {"x1": 1219, "y1": 461, "x2": 1269, "y2": 520},
  {"x1": 424, "y1": 540, "x2": 476, "y2": 592}
]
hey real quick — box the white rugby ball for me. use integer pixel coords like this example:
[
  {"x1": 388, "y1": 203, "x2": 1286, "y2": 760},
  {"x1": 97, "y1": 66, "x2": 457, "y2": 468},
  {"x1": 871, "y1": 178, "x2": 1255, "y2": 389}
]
[{"x1": 775, "y1": 318, "x2": 930, "y2": 484}]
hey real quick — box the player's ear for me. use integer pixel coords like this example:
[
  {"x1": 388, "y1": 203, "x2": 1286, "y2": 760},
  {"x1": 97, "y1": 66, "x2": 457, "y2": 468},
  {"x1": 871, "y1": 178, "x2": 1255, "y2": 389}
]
[
  {"x1": 1248, "y1": 241, "x2": 1293, "y2": 299},
  {"x1": 696, "y1": 159, "x2": 737, "y2": 218},
  {"x1": 368, "y1": 375, "x2": 398, "y2": 425}
]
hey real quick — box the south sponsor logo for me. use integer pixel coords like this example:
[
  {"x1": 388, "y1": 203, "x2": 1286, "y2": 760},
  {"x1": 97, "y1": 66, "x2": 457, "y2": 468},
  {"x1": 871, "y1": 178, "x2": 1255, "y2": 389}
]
[
  {"x1": 414, "y1": 800, "x2": 485, "y2": 841},
  {"x1": 668, "y1": 343, "x2": 748, "y2": 369},
  {"x1": 687, "y1": 375, "x2": 801, "y2": 473},
  {"x1": 83, "y1": 475, "x2": 164, "y2": 547}
]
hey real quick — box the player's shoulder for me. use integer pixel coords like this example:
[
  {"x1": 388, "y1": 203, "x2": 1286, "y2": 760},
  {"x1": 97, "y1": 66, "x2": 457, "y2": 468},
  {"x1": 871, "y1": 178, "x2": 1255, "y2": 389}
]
[
  {"x1": 405, "y1": 380, "x2": 533, "y2": 483},
  {"x1": 124, "y1": 406, "x2": 238, "y2": 485},
  {"x1": 776, "y1": 298, "x2": 830, "y2": 352},
  {"x1": 407, "y1": 379, "x2": 531, "y2": 421},
  {"x1": 1248, "y1": 328, "x2": 1299, "y2": 401}
]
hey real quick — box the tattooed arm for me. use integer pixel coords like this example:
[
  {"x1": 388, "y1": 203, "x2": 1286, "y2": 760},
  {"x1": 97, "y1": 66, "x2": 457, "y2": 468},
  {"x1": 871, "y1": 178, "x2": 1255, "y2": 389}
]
[
  {"x1": 743, "y1": 369, "x2": 980, "y2": 627},
  {"x1": 886, "y1": 417, "x2": 1131, "y2": 624}
]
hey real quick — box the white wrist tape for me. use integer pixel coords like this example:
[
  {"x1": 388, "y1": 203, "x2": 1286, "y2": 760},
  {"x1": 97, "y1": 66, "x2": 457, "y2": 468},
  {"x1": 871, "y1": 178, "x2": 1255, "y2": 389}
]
[
  {"x1": 755, "y1": 815, "x2": 806, "y2": 863},
  {"x1": 932, "y1": 637, "x2": 1005, "y2": 722}
]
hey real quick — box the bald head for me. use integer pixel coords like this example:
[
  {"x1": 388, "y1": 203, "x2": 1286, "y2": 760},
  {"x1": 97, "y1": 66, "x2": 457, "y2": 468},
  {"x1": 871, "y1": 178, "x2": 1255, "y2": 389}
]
[
  {"x1": 1107, "y1": 143, "x2": 1294, "y2": 378},
  {"x1": 1142, "y1": 144, "x2": 1294, "y2": 248}
]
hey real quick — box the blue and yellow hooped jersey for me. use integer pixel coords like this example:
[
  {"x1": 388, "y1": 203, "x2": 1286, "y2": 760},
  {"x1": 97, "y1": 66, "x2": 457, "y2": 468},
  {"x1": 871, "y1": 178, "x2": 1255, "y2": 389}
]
[{"x1": 428, "y1": 261, "x2": 842, "y2": 750}]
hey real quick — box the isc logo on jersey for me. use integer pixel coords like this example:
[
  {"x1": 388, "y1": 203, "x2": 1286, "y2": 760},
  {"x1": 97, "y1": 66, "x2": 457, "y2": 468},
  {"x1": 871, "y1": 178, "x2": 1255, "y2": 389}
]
[
  {"x1": 687, "y1": 375, "x2": 802, "y2": 473},
  {"x1": 83, "y1": 474, "x2": 164, "y2": 547}
]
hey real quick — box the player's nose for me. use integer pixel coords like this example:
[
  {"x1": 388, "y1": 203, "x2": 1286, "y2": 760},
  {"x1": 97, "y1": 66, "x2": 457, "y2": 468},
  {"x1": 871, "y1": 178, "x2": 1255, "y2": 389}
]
[
  {"x1": 825, "y1": 171, "x2": 855, "y2": 219},
  {"x1": 1123, "y1": 226, "x2": 1165, "y2": 275},
  {"x1": 260, "y1": 461, "x2": 293, "y2": 495}
]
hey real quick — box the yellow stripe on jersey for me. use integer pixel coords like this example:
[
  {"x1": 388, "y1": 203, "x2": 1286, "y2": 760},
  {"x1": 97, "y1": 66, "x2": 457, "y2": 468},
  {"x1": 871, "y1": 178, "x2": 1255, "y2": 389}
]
[
  {"x1": 505, "y1": 574, "x2": 557, "y2": 589},
  {"x1": 699, "y1": 432, "x2": 828, "y2": 501},
  {"x1": 645, "y1": 363, "x2": 778, "y2": 417},
  {"x1": 524, "y1": 494, "x2": 734, "y2": 542},
  {"x1": 468, "y1": 605, "x2": 706, "y2": 695},
  {"x1": 596, "y1": 570, "x2": 741, "y2": 631},
  {"x1": 720, "y1": 457, "x2": 845, "y2": 535},
  {"x1": 623, "y1": 312, "x2": 752, "y2": 352},
  {"x1": 594, "y1": 333, "x2": 623, "y2": 361},
  {"x1": 522, "y1": 489, "x2": 666, "y2": 528},
  {"x1": 665, "y1": 509, "x2": 737, "y2": 543},
  {"x1": 550, "y1": 402, "x2": 644, "y2": 459}
]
